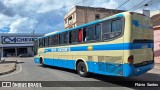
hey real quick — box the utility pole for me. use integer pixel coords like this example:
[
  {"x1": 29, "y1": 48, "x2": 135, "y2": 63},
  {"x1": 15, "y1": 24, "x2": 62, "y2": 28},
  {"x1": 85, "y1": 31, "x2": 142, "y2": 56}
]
[
  {"x1": 32, "y1": 29, "x2": 35, "y2": 56},
  {"x1": 33, "y1": 29, "x2": 35, "y2": 41},
  {"x1": 83, "y1": 0, "x2": 85, "y2": 6}
]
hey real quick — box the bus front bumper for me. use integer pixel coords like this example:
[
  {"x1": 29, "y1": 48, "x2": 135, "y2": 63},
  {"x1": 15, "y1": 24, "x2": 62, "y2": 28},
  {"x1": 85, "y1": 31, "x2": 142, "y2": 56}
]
[{"x1": 34, "y1": 57, "x2": 40, "y2": 64}]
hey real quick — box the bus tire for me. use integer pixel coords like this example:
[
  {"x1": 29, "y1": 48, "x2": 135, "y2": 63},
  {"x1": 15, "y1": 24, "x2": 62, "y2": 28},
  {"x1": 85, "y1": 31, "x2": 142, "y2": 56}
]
[
  {"x1": 77, "y1": 62, "x2": 89, "y2": 77},
  {"x1": 40, "y1": 57, "x2": 45, "y2": 66}
]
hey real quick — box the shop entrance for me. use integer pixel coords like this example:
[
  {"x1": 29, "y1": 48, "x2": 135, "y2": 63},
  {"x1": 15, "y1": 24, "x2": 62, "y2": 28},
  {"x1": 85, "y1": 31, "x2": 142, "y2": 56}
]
[
  {"x1": 3, "y1": 48, "x2": 16, "y2": 57},
  {"x1": 17, "y1": 48, "x2": 27, "y2": 56},
  {"x1": 3, "y1": 47, "x2": 28, "y2": 57}
]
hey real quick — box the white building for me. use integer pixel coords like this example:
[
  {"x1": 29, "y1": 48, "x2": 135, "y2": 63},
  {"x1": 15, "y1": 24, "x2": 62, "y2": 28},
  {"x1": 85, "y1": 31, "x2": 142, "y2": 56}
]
[{"x1": 0, "y1": 33, "x2": 43, "y2": 57}]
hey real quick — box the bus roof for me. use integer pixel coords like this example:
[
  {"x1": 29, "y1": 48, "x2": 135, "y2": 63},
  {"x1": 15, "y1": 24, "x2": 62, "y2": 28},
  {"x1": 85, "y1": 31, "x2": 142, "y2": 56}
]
[{"x1": 37, "y1": 12, "x2": 129, "y2": 40}]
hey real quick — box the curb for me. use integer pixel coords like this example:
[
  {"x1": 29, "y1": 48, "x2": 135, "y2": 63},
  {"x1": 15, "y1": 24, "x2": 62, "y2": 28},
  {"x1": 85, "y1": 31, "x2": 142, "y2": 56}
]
[{"x1": 0, "y1": 61, "x2": 17, "y2": 75}]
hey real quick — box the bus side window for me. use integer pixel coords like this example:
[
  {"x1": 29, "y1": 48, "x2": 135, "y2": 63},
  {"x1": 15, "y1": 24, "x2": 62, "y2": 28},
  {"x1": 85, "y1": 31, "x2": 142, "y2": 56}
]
[
  {"x1": 60, "y1": 33, "x2": 64, "y2": 45},
  {"x1": 50, "y1": 36, "x2": 53, "y2": 46},
  {"x1": 95, "y1": 24, "x2": 101, "y2": 41},
  {"x1": 45, "y1": 37, "x2": 49, "y2": 47},
  {"x1": 83, "y1": 28, "x2": 87, "y2": 41},
  {"x1": 48, "y1": 36, "x2": 51, "y2": 46},
  {"x1": 43, "y1": 38, "x2": 45, "y2": 47},
  {"x1": 39, "y1": 39, "x2": 42, "y2": 47},
  {"x1": 41, "y1": 39, "x2": 43, "y2": 47},
  {"x1": 112, "y1": 19, "x2": 122, "y2": 32},
  {"x1": 43, "y1": 38, "x2": 46, "y2": 47},
  {"x1": 51, "y1": 35, "x2": 54, "y2": 46},
  {"x1": 110, "y1": 19, "x2": 122, "y2": 38},
  {"x1": 64, "y1": 32, "x2": 69, "y2": 44},
  {"x1": 54, "y1": 35, "x2": 59, "y2": 45},
  {"x1": 83, "y1": 26, "x2": 95, "y2": 42},
  {"x1": 86, "y1": 26, "x2": 95, "y2": 41},
  {"x1": 102, "y1": 21, "x2": 111, "y2": 40},
  {"x1": 70, "y1": 30, "x2": 78, "y2": 43},
  {"x1": 47, "y1": 37, "x2": 50, "y2": 47},
  {"x1": 38, "y1": 39, "x2": 40, "y2": 47},
  {"x1": 69, "y1": 32, "x2": 72, "y2": 44},
  {"x1": 78, "y1": 29, "x2": 82, "y2": 42}
]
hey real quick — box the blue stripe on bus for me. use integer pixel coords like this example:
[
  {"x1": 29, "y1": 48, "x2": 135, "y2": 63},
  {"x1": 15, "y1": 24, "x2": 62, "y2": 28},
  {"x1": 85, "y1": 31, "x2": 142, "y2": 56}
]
[
  {"x1": 43, "y1": 43, "x2": 153, "y2": 53},
  {"x1": 34, "y1": 58, "x2": 75, "y2": 69},
  {"x1": 42, "y1": 58, "x2": 75, "y2": 69},
  {"x1": 34, "y1": 58, "x2": 154, "y2": 77}
]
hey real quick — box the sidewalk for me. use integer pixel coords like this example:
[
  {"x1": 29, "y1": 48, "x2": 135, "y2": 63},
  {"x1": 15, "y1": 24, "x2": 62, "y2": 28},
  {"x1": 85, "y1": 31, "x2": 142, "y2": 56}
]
[
  {"x1": 147, "y1": 63, "x2": 160, "y2": 75},
  {"x1": 0, "y1": 58, "x2": 17, "y2": 75},
  {"x1": 154, "y1": 57, "x2": 160, "y2": 63},
  {"x1": 154, "y1": 63, "x2": 160, "y2": 70}
]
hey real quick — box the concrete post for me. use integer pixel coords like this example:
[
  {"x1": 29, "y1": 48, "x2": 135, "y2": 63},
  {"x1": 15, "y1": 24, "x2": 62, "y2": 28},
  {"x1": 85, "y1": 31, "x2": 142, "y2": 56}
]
[
  {"x1": 15, "y1": 48, "x2": 17, "y2": 56},
  {"x1": 1, "y1": 47, "x2": 3, "y2": 58}
]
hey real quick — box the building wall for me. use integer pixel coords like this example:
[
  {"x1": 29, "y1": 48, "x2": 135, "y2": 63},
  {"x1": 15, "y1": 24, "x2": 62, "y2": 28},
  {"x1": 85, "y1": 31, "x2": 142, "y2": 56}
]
[
  {"x1": 154, "y1": 27, "x2": 160, "y2": 63},
  {"x1": 76, "y1": 8, "x2": 113, "y2": 25},
  {"x1": 0, "y1": 33, "x2": 43, "y2": 57},
  {"x1": 64, "y1": 7, "x2": 76, "y2": 29},
  {"x1": 64, "y1": 6, "x2": 124, "y2": 29}
]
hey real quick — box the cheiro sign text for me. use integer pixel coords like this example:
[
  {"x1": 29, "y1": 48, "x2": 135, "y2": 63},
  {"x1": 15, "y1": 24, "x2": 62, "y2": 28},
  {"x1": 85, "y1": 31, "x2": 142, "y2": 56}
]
[{"x1": 2, "y1": 36, "x2": 36, "y2": 44}]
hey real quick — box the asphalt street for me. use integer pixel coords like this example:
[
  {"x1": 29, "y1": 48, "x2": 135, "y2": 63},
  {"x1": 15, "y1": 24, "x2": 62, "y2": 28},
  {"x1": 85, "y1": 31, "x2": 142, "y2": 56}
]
[{"x1": 0, "y1": 57, "x2": 159, "y2": 90}]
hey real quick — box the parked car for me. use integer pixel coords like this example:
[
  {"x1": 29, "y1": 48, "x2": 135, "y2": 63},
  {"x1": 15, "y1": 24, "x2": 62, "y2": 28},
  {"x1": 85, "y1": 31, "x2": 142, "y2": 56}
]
[{"x1": 19, "y1": 53, "x2": 32, "y2": 57}]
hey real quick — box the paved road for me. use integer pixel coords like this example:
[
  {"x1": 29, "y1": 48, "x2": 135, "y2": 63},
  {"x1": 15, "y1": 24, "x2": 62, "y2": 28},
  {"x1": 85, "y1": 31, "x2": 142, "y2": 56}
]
[{"x1": 0, "y1": 57, "x2": 159, "y2": 90}]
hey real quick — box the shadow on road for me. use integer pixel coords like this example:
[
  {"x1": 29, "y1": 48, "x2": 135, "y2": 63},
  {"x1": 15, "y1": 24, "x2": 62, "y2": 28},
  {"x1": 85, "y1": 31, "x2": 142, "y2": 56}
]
[
  {"x1": 0, "y1": 61, "x2": 16, "y2": 64},
  {"x1": 38, "y1": 65, "x2": 160, "y2": 89}
]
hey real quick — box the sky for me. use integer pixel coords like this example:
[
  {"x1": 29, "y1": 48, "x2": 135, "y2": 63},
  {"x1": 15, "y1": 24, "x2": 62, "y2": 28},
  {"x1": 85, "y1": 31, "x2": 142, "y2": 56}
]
[{"x1": 0, "y1": 0, "x2": 159, "y2": 34}]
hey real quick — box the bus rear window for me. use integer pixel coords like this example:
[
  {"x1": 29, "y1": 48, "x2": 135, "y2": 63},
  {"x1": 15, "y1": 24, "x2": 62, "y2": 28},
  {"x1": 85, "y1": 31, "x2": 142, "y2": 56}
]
[
  {"x1": 112, "y1": 19, "x2": 122, "y2": 32},
  {"x1": 102, "y1": 18, "x2": 123, "y2": 40}
]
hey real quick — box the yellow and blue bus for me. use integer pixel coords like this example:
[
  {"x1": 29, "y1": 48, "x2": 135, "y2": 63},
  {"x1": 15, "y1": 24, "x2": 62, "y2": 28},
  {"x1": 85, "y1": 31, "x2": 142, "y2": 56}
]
[{"x1": 34, "y1": 12, "x2": 154, "y2": 77}]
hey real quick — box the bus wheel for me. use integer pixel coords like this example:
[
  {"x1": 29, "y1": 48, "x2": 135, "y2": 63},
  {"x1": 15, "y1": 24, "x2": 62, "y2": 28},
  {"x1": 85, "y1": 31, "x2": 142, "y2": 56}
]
[
  {"x1": 77, "y1": 62, "x2": 89, "y2": 77},
  {"x1": 40, "y1": 57, "x2": 45, "y2": 66}
]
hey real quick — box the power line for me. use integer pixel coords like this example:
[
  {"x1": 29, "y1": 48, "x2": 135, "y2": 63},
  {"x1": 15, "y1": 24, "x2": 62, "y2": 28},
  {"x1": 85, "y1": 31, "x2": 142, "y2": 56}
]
[
  {"x1": 133, "y1": 0, "x2": 153, "y2": 12},
  {"x1": 116, "y1": 0, "x2": 130, "y2": 9},
  {"x1": 147, "y1": 0, "x2": 156, "y2": 6},
  {"x1": 128, "y1": 0, "x2": 146, "y2": 11},
  {"x1": 31, "y1": 0, "x2": 88, "y2": 30}
]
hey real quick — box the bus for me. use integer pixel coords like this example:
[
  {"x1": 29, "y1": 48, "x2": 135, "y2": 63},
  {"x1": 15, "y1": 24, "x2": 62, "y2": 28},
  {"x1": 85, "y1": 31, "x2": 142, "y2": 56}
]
[{"x1": 34, "y1": 12, "x2": 154, "y2": 77}]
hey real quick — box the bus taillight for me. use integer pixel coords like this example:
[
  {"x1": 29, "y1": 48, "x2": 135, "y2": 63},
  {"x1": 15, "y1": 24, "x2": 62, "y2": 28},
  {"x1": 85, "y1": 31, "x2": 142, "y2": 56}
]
[{"x1": 128, "y1": 55, "x2": 134, "y2": 63}]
